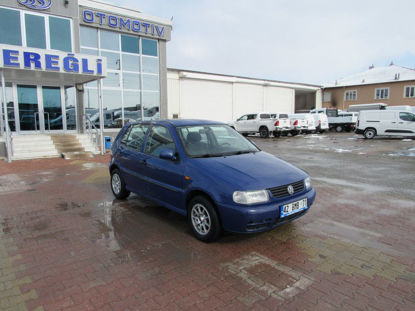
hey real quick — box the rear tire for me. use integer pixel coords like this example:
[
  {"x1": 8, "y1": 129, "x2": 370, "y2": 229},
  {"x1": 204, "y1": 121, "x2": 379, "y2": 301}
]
[
  {"x1": 259, "y1": 127, "x2": 269, "y2": 138},
  {"x1": 188, "y1": 196, "x2": 221, "y2": 242},
  {"x1": 363, "y1": 128, "x2": 376, "y2": 139},
  {"x1": 335, "y1": 125, "x2": 344, "y2": 132},
  {"x1": 111, "y1": 169, "x2": 130, "y2": 199}
]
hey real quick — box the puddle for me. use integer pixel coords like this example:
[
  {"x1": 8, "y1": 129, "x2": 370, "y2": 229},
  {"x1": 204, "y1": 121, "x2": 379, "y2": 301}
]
[
  {"x1": 82, "y1": 162, "x2": 107, "y2": 170},
  {"x1": 56, "y1": 201, "x2": 84, "y2": 211},
  {"x1": 388, "y1": 147, "x2": 415, "y2": 157}
]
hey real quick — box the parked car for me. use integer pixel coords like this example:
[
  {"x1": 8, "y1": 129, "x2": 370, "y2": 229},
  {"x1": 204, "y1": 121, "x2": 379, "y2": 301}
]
[
  {"x1": 333, "y1": 111, "x2": 359, "y2": 132},
  {"x1": 308, "y1": 111, "x2": 329, "y2": 133},
  {"x1": 109, "y1": 120, "x2": 316, "y2": 242},
  {"x1": 355, "y1": 110, "x2": 415, "y2": 139},
  {"x1": 288, "y1": 114, "x2": 308, "y2": 135},
  {"x1": 270, "y1": 113, "x2": 291, "y2": 137},
  {"x1": 290, "y1": 113, "x2": 316, "y2": 133},
  {"x1": 229, "y1": 113, "x2": 276, "y2": 138}
]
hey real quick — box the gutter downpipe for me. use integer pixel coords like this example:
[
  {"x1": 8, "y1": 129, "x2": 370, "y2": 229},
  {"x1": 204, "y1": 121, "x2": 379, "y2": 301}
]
[
  {"x1": 98, "y1": 78, "x2": 105, "y2": 155},
  {"x1": 1, "y1": 70, "x2": 12, "y2": 162}
]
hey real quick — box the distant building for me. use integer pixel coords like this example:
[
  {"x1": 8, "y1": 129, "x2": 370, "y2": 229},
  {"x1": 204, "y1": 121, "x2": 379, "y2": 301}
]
[{"x1": 323, "y1": 64, "x2": 415, "y2": 110}]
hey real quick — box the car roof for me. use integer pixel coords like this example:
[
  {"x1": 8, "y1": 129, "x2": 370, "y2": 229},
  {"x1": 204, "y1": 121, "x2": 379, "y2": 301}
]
[{"x1": 128, "y1": 119, "x2": 226, "y2": 127}]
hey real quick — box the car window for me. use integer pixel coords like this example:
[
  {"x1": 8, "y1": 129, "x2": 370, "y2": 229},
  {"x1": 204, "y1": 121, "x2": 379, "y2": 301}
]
[
  {"x1": 247, "y1": 114, "x2": 257, "y2": 120},
  {"x1": 260, "y1": 114, "x2": 271, "y2": 119},
  {"x1": 279, "y1": 114, "x2": 288, "y2": 119},
  {"x1": 144, "y1": 125, "x2": 177, "y2": 157},
  {"x1": 122, "y1": 124, "x2": 149, "y2": 150},
  {"x1": 400, "y1": 112, "x2": 415, "y2": 121},
  {"x1": 238, "y1": 115, "x2": 248, "y2": 121}
]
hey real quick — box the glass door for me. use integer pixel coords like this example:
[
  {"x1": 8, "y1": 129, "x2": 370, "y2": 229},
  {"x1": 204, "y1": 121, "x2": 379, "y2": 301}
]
[
  {"x1": 17, "y1": 85, "x2": 39, "y2": 132},
  {"x1": 42, "y1": 86, "x2": 63, "y2": 131}
]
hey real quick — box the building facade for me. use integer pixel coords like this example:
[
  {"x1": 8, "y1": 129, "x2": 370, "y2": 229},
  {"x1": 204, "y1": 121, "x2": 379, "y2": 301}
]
[
  {"x1": 323, "y1": 65, "x2": 415, "y2": 110},
  {"x1": 0, "y1": 0, "x2": 172, "y2": 136},
  {"x1": 167, "y1": 69, "x2": 322, "y2": 123}
]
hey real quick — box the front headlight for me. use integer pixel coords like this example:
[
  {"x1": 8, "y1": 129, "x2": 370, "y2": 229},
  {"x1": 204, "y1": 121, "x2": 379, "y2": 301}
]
[
  {"x1": 304, "y1": 176, "x2": 312, "y2": 190},
  {"x1": 233, "y1": 190, "x2": 269, "y2": 205}
]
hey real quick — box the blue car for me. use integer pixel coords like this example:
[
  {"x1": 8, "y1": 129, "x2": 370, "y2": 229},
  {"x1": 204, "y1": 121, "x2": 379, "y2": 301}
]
[{"x1": 109, "y1": 120, "x2": 316, "y2": 242}]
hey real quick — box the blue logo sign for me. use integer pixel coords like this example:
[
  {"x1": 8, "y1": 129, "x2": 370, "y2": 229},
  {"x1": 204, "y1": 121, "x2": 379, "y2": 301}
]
[{"x1": 17, "y1": 0, "x2": 52, "y2": 10}]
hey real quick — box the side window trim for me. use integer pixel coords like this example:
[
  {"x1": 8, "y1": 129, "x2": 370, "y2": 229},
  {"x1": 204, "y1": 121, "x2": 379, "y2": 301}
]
[{"x1": 144, "y1": 125, "x2": 178, "y2": 158}]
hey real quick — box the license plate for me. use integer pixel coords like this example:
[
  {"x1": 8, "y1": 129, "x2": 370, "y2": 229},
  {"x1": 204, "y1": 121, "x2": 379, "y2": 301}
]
[{"x1": 280, "y1": 198, "x2": 307, "y2": 218}]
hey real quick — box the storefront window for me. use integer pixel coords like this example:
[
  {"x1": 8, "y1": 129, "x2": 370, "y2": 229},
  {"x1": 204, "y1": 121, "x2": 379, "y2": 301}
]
[
  {"x1": 142, "y1": 92, "x2": 160, "y2": 120},
  {"x1": 103, "y1": 73, "x2": 120, "y2": 87},
  {"x1": 142, "y1": 75, "x2": 159, "y2": 91},
  {"x1": 49, "y1": 17, "x2": 72, "y2": 52},
  {"x1": 25, "y1": 14, "x2": 46, "y2": 49},
  {"x1": 123, "y1": 91, "x2": 141, "y2": 122},
  {"x1": 122, "y1": 54, "x2": 140, "y2": 71},
  {"x1": 0, "y1": 83, "x2": 16, "y2": 132},
  {"x1": 123, "y1": 73, "x2": 140, "y2": 90},
  {"x1": 0, "y1": 7, "x2": 22, "y2": 46},
  {"x1": 121, "y1": 35, "x2": 139, "y2": 54},
  {"x1": 101, "y1": 51, "x2": 121, "y2": 70},
  {"x1": 80, "y1": 26, "x2": 98, "y2": 48},
  {"x1": 142, "y1": 57, "x2": 159, "y2": 74},
  {"x1": 100, "y1": 30, "x2": 119, "y2": 51},
  {"x1": 64, "y1": 86, "x2": 77, "y2": 131},
  {"x1": 142, "y1": 39, "x2": 158, "y2": 56},
  {"x1": 103, "y1": 90, "x2": 122, "y2": 128}
]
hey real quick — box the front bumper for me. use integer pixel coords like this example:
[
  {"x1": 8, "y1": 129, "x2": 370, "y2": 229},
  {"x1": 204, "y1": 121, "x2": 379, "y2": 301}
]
[{"x1": 218, "y1": 188, "x2": 316, "y2": 233}]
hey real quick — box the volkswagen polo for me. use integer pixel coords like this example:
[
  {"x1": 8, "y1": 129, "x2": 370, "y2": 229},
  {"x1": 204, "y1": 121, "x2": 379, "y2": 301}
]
[{"x1": 109, "y1": 120, "x2": 316, "y2": 242}]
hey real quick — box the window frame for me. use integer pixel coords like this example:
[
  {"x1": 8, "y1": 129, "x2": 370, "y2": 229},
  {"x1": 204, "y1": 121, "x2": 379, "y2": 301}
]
[
  {"x1": 121, "y1": 123, "x2": 150, "y2": 151},
  {"x1": 344, "y1": 90, "x2": 357, "y2": 101},
  {"x1": 144, "y1": 125, "x2": 177, "y2": 158},
  {"x1": 374, "y1": 87, "x2": 390, "y2": 100},
  {"x1": 403, "y1": 85, "x2": 415, "y2": 98}
]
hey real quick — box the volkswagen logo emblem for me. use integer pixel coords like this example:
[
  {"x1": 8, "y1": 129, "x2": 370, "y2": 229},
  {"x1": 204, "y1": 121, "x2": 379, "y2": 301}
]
[
  {"x1": 287, "y1": 185, "x2": 294, "y2": 195},
  {"x1": 18, "y1": 0, "x2": 52, "y2": 10}
]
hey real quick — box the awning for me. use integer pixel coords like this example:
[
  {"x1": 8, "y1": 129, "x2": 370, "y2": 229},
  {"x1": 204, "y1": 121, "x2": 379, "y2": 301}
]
[{"x1": 0, "y1": 44, "x2": 107, "y2": 85}]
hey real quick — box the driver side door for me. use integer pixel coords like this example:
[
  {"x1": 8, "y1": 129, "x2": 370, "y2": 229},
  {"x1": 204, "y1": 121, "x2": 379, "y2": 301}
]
[{"x1": 235, "y1": 115, "x2": 248, "y2": 132}]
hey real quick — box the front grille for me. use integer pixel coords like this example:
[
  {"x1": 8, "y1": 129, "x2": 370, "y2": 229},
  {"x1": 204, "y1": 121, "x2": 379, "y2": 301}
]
[{"x1": 269, "y1": 180, "x2": 304, "y2": 198}]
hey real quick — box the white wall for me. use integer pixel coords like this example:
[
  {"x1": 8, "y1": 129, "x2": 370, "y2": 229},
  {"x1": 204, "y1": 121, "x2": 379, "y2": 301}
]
[{"x1": 167, "y1": 70, "x2": 318, "y2": 123}]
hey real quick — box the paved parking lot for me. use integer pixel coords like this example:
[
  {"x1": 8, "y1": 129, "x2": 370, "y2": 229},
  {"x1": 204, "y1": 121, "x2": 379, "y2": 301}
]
[{"x1": 0, "y1": 132, "x2": 414, "y2": 310}]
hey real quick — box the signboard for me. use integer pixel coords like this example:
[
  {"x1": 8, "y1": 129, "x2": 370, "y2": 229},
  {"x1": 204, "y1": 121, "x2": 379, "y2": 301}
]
[
  {"x1": 80, "y1": 8, "x2": 171, "y2": 41},
  {"x1": 0, "y1": 44, "x2": 107, "y2": 77},
  {"x1": 17, "y1": 0, "x2": 52, "y2": 10}
]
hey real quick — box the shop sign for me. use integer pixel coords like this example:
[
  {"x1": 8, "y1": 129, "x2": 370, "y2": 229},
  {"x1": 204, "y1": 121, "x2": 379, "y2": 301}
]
[
  {"x1": 82, "y1": 9, "x2": 166, "y2": 39},
  {"x1": 17, "y1": 0, "x2": 52, "y2": 10},
  {"x1": 0, "y1": 45, "x2": 107, "y2": 77}
]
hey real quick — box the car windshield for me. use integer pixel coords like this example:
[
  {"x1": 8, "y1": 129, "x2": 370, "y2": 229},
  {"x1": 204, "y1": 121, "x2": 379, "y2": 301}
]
[{"x1": 176, "y1": 124, "x2": 259, "y2": 158}]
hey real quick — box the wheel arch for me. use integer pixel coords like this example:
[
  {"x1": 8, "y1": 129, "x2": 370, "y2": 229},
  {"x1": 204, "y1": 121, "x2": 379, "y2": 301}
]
[{"x1": 186, "y1": 190, "x2": 221, "y2": 219}]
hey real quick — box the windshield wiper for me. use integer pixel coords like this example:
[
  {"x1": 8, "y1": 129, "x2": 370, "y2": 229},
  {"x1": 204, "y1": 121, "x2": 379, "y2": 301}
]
[
  {"x1": 223, "y1": 150, "x2": 255, "y2": 156},
  {"x1": 192, "y1": 153, "x2": 220, "y2": 158}
]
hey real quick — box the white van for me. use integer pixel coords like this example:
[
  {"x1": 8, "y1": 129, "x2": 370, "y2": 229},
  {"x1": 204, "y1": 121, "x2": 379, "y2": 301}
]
[{"x1": 356, "y1": 110, "x2": 415, "y2": 139}]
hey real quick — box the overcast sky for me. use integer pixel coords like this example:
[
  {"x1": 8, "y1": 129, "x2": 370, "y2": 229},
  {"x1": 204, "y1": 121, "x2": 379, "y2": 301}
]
[{"x1": 115, "y1": 0, "x2": 414, "y2": 86}]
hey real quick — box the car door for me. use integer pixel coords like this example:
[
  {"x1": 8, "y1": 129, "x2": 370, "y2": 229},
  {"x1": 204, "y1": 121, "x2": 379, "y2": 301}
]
[
  {"x1": 397, "y1": 112, "x2": 415, "y2": 135},
  {"x1": 235, "y1": 115, "x2": 248, "y2": 132},
  {"x1": 116, "y1": 124, "x2": 150, "y2": 195},
  {"x1": 141, "y1": 125, "x2": 185, "y2": 211},
  {"x1": 246, "y1": 114, "x2": 258, "y2": 131}
]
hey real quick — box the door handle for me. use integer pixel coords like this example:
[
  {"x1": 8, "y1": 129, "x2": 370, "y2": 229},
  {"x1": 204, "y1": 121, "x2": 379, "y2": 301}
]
[{"x1": 391, "y1": 122, "x2": 396, "y2": 124}]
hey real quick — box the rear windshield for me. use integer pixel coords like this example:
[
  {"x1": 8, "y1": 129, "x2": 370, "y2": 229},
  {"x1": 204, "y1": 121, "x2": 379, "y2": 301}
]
[
  {"x1": 260, "y1": 114, "x2": 271, "y2": 119},
  {"x1": 279, "y1": 114, "x2": 288, "y2": 119}
]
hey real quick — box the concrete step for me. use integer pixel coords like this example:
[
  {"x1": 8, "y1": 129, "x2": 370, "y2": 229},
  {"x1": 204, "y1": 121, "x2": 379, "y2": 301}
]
[
  {"x1": 62, "y1": 152, "x2": 94, "y2": 160},
  {"x1": 12, "y1": 150, "x2": 60, "y2": 160}
]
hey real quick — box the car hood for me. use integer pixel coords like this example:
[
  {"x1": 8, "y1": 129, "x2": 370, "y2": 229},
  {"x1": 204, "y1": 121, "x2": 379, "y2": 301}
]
[{"x1": 188, "y1": 151, "x2": 307, "y2": 190}]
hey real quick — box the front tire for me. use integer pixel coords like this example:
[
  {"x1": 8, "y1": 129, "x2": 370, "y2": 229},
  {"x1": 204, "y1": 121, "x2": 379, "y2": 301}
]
[
  {"x1": 259, "y1": 127, "x2": 269, "y2": 138},
  {"x1": 335, "y1": 125, "x2": 344, "y2": 132},
  {"x1": 363, "y1": 128, "x2": 376, "y2": 139},
  {"x1": 111, "y1": 169, "x2": 130, "y2": 199},
  {"x1": 188, "y1": 196, "x2": 221, "y2": 242}
]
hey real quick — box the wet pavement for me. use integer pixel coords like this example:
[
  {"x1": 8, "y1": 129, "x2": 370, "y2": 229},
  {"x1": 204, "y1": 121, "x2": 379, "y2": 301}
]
[{"x1": 0, "y1": 132, "x2": 414, "y2": 311}]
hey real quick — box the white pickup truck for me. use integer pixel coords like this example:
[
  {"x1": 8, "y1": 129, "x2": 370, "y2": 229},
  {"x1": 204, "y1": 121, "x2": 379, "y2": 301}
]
[
  {"x1": 229, "y1": 112, "x2": 290, "y2": 138},
  {"x1": 310, "y1": 108, "x2": 355, "y2": 132}
]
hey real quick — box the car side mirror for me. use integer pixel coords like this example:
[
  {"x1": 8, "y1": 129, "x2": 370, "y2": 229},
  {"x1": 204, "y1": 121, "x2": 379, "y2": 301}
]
[{"x1": 159, "y1": 148, "x2": 177, "y2": 161}]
